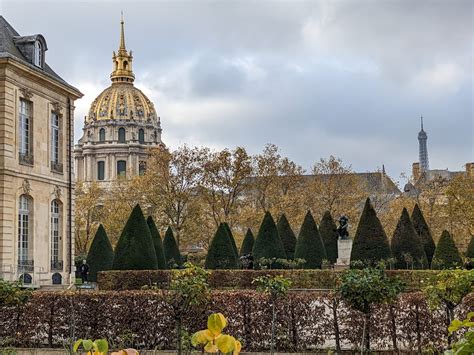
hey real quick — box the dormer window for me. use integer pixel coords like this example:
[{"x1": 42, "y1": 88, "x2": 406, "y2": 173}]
[{"x1": 34, "y1": 41, "x2": 42, "y2": 67}]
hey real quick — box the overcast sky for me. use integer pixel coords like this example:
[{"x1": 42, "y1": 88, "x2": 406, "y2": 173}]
[{"x1": 2, "y1": 0, "x2": 472, "y2": 183}]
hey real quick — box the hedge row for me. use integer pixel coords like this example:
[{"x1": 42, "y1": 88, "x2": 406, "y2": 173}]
[
  {"x1": 0, "y1": 291, "x2": 472, "y2": 352},
  {"x1": 97, "y1": 269, "x2": 440, "y2": 291}
]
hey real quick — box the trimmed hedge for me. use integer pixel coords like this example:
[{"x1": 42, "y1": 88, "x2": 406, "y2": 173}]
[
  {"x1": 86, "y1": 224, "x2": 114, "y2": 282},
  {"x1": 147, "y1": 216, "x2": 167, "y2": 270},
  {"x1": 277, "y1": 214, "x2": 297, "y2": 260},
  {"x1": 98, "y1": 269, "x2": 442, "y2": 291},
  {"x1": 224, "y1": 222, "x2": 239, "y2": 259},
  {"x1": 294, "y1": 211, "x2": 326, "y2": 268},
  {"x1": 431, "y1": 230, "x2": 463, "y2": 269},
  {"x1": 205, "y1": 223, "x2": 239, "y2": 269},
  {"x1": 411, "y1": 204, "x2": 436, "y2": 264},
  {"x1": 319, "y1": 211, "x2": 338, "y2": 264},
  {"x1": 253, "y1": 211, "x2": 287, "y2": 266},
  {"x1": 239, "y1": 228, "x2": 255, "y2": 256},
  {"x1": 0, "y1": 290, "x2": 472, "y2": 352},
  {"x1": 163, "y1": 226, "x2": 182, "y2": 268}
]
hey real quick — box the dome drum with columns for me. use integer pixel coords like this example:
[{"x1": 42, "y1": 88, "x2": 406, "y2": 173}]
[{"x1": 75, "y1": 16, "x2": 163, "y2": 184}]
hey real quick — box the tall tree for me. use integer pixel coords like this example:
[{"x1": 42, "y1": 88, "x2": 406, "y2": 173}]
[
  {"x1": 146, "y1": 216, "x2": 167, "y2": 270},
  {"x1": 431, "y1": 230, "x2": 463, "y2": 269},
  {"x1": 253, "y1": 211, "x2": 287, "y2": 267},
  {"x1": 319, "y1": 211, "x2": 339, "y2": 264},
  {"x1": 205, "y1": 223, "x2": 239, "y2": 269},
  {"x1": 350, "y1": 198, "x2": 391, "y2": 266},
  {"x1": 201, "y1": 147, "x2": 253, "y2": 226},
  {"x1": 411, "y1": 204, "x2": 436, "y2": 264},
  {"x1": 294, "y1": 211, "x2": 327, "y2": 268},
  {"x1": 277, "y1": 214, "x2": 297, "y2": 259},
  {"x1": 163, "y1": 226, "x2": 183, "y2": 268},
  {"x1": 86, "y1": 224, "x2": 114, "y2": 282},
  {"x1": 240, "y1": 228, "x2": 255, "y2": 256},
  {"x1": 112, "y1": 205, "x2": 158, "y2": 270},
  {"x1": 391, "y1": 208, "x2": 428, "y2": 269}
]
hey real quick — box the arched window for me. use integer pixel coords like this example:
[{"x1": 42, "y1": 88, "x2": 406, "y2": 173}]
[
  {"x1": 123, "y1": 61, "x2": 128, "y2": 70},
  {"x1": 18, "y1": 195, "x2": 32, "y2": 270},
  {"x1": 99, "y1": 128, "x2": 106, "y2": 142},
  {"x1": 118, "y1": 128, "x2": 126, "y2": 143},
  {"x1": 50, "y1": 200, "x2": 62, "y2": 270},
  {"x1": 138, "y1": 129, "x2": 145, "y2": 144},
  {"x1": 34, "y1": 41, "x2": 42, "y2": 67},
  {"x1": 117, "y1": 160, "x2": 127, "y2": 178},
  {"x1": 97, "y1": 161, "x2": 105, "y2": 181},
  {"x1": 139, "y1": 161, "x2": 146, "y2": 176}
]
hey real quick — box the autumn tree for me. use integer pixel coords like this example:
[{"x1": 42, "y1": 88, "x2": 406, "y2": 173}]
[
  {"x1": 201, "y1": 147, "x2": 253, "y2": 226},
  {"x1": 306, "y1": 156, "x2": 366, "y2": 223}
]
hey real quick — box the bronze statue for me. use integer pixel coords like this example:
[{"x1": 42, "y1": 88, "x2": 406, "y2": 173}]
[{"x1": 337, "y1": 215, "x2": 349, "y2": 240}]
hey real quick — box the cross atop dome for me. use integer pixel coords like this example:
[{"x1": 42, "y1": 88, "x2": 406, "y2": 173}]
[{"x1": 110, "y1": 13, "x2": 135, "y2": 84}]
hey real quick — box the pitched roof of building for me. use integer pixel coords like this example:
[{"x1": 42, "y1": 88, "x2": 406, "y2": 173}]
[{"x1": 0, "y1": 16, "x2": 81, "y2": 96}]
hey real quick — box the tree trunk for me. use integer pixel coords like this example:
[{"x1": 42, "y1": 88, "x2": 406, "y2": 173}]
[
  {"x1": 271, "y1": 301, "x2": 276, "y2": 355},
  {"x1": 364, "y1": 312, "x2": 370, "y2": 353},
  {"x1": 389, "y1": 304, "x2": 398, "y2": 352},
  {"x1": 332, "y1": 297, "x2": 341, "y2": 354},
  {"x1": 415, "y1": 303, "x2": 422, "y2": 354},
  {"x1": 177, "y1": 317, "x2": 182, "y2": 355},
  {"x1": 361, "y1": 315, "x2": 366, "y2": 355}
]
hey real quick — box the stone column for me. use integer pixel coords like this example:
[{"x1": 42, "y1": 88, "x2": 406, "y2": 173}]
[{"x1": 335, "y1": 239, "x2": 353, "y2": 270}]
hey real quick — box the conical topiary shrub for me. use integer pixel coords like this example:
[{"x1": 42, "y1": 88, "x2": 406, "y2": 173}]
[
  {"x1": 205, "y1": 223, "x2": 239, "y2": 269},
  {"x1": 467, "y1": 235, "x2": 474, "y2": 258},
  {"x1": 277, "y1": 214, "x2": 297, "y2": 260},
  {"x1": 391, "y1": 208, "x2": 428, "y2": 269},
  {"x1": 224, "y1": 222, "x2": 239, "y2": 259},
  {"x1": 411, "y1": 204, "x2": 436, "y2": 264},
  {"x1": 253, "y1": 211, "x2": 287, "y2": 268},
  {"x1": 163, "y1": 226, "x2": 183, "y2": 268},
  {"x1": 112, "y1": 204, "x2": 158, "y2": 270},
  {"x1": 431, "y1": 230, "x2": 463, "y2": 269},
  {"x1": 146, "y1": 216, "x2": 167, "y2": 270},
  {"x1": 350, "y1": 198, "x2": 391, "y2": 266},
  {"x1": 319, "y1": 211, "x2": 338, "y2": 264},
  {"x1": 240, "y1": 228, "x2": 255, "y2": 256},
  {"x1": 86, "y1": 224, "x2": 114, "y2": 282},
  {"x1": 294, "y1": 211, "x2": 327, "y2": 269}
]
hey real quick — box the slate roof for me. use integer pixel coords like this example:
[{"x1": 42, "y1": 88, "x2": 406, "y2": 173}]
[{"x1": 0, "y1": 16, "x2": 81, "y2": 96}]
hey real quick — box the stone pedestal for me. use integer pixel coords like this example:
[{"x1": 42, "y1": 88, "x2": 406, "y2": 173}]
[{"x1": 334, "y1": 239, "x2": 353, "y2": 270}]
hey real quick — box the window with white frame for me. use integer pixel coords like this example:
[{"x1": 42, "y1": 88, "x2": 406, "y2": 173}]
[
  {"x1": 18, "y1": 195, "x2": 31, "y2": 264},
  {"x1": 34, "y1": 41, "x2": 42, "y2": 67},
  {"x1": 51, "y1": 112, "x2": 60, "y2": 164},
  {"x1": 19, "y1": 99, "x2": 32, "y2": 158},
  {"x1": 50, "y1": 200, "x2": 61, "y2": 269}
]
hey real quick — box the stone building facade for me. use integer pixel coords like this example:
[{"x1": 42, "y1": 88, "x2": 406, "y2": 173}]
[
  {"x1": 74, "y1": 17, "x2": 163, "y2": 185},
  {"x1": 0, "y1": 16, "x2": 83, "y2": 286}
]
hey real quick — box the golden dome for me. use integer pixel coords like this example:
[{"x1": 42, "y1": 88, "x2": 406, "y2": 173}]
[
  {"x1": 87, "y1": 83, "x2": 157, "y2": 122},
  {"x1": 86, "y1": 15, "x2": 157, "y2": 123}
]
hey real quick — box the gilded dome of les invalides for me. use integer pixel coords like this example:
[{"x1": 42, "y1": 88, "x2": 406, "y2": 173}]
[{"x1": 86, "y1": 16, "x2": 158, "y2": 124}]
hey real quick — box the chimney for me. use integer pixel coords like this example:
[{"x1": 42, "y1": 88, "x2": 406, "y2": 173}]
[
  {"x1": 466, "y1": 162, "x2": 474, "y2": 177},
  {"x1": 412, "y1": 162, "x2": 421, "y2": 181}
]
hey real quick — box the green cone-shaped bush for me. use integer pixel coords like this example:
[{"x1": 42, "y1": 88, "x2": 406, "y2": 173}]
[
  {"x1": 467, "y1": 235, "x2": 474, "y2": 258},
  {"x1": 240, "y1": 228, "x2": 255, "y2": 256},
  {"x1": 431, "y1": 230, "x2": 463, "y2": 269},
  {"x1": 319, "y1": 211, "x2": 338, "y2": 264},
  {"x1": 163, "y1": 226, "x2": 183, "y2": 268},
  {"x1": 294, "y1": 211, "x2": 327, "y2": 269},
  {"x1": 146, "y1": 216, "x2": 167, "y2": 270},
  {"x1": 411, "y1": 204, "x2": 436, "y2": 264},
  {"x1": 224, "y1": 222, "x2": 239, "y2": 258},
  {"x1": 391, "y1": 208, "x2": 428, "y2": 269},
  {"x1": 112, "y1": 205, "x2": 158, "y2": 270},
  {"x1": 205, "y1": 223, "x2": 239, "y2": 269},
  {"x1": 277, "y1": 214, "x2": 297, "y2": 259},
  {"x1": 253, "y1": 211, "x2": 287, "y2": 267},
  {"x1": 351, "y1": 198, "x2": 391, "y2": 266},
  {"x1": 86, "y1": 224, "x2": 114, "y2": 281}
]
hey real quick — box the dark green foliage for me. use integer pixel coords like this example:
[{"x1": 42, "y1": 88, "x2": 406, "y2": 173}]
[
  {"x1": 351, "y1": 198, "x2": 391, "y2": 266},
  {"x1": 431, "y1": 230, "x2": 463, "y2": 269},
  {"x1": 411, "y1": 204, "x2": 436, "y2": 264},
  {"x1": 112, "y1": 205, "x2": 158, "y2": 270},
  {"x1": 319, "y1": 211, "x2": 338, "y2": 264},
  {"x1": 277, "y1": 214, "x2": 297, "y2": 259},
  {"x1": 224, "y1": 222, "x2": 239, "y2": 258},
  {"x1": 253, "y1": 211, "x2": 287, "y2": 267},
  {"x1": 294, "y1": 211, "x2": 327, "y2": 269},
  {"x1": 163, "y1": 226, "x2": 183, "y2": 268},
  {"x1": 466, "y1": 235, "x2": 474, "y2": 258},
  {"x1": 240, "y1": 228, "x2": 255, "y2": 256},
  {"x1": 146, "y1": 216, "x2": 167, "y2": 270},
  {"x1": 87, "y1": 224, "x2": 114, "y2": 281},
  {"x1": 205, "y1": 223, "x2": 239, "y2": 269},
  {"x1": 391, "y1": 208, "x2": 428, "y2": 269}
]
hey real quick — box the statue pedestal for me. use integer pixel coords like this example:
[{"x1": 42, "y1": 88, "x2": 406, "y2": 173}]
[{"x1": 334, "y1": 239, "x2": 353, "y2": 270}]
